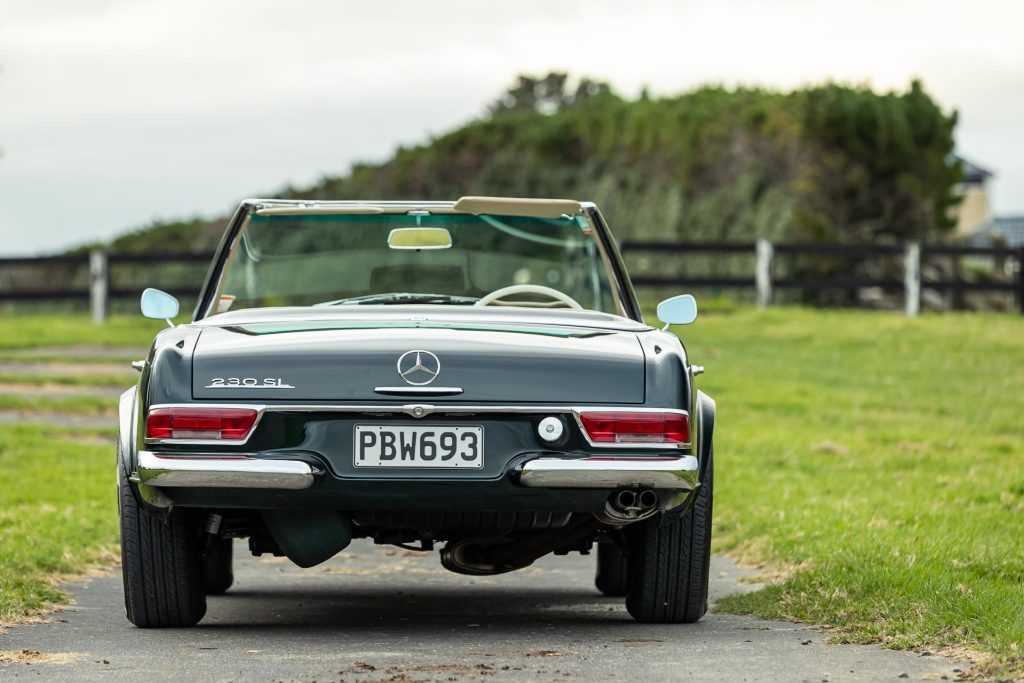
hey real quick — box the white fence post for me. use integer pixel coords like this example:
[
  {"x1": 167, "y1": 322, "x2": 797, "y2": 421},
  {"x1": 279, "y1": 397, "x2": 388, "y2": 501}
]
[
  {"x1": 904, "y1": 242, "x2": 920, "y2": 318},
  {"x1": 755, "y1": 239, "x2": 773, "y2": 309},
  {"x1": 89, "y1": 250, "x2": 108, "y2": 324}
]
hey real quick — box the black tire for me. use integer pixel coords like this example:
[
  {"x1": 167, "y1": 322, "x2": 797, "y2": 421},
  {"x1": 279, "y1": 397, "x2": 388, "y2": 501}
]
[
  {"x1": 203, "y1": 538, "x2": 234, "y2": 595},
  {"x1": 595, "y1": 542, "x2": 628, "y2": 597},
  {"x1": 625, "y1": 450, "x2": 713, "y2": 623},
  {"x1": 119, "y1": 467, "x2": 206, "y2": 627}
]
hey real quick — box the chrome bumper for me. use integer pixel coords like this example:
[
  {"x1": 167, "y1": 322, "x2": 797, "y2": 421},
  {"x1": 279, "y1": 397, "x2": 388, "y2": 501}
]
[
  {"x1": 135, "y1": 450, "x2": 316, "y2": 490},
  {"x1": 519, "y1": 455, "x2": 699, "y2": 489},
  {"x1": 135, "y1": 451, "x2": 696, "y2": 492}
]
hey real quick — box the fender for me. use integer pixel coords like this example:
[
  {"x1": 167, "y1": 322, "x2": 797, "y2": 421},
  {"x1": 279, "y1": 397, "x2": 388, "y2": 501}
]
[
  {"x1": 118, "y1": 385, "x2": 173, "y2": 509},
  {"x1": 695, "y1": 389, "x2": 715, "y2": 484},
  {"x1": 660, "y1": 388, "x2": 713, "y2": 524},
  {"x1": 117, "y1": 387, "x2": 137, "y2": 482}
]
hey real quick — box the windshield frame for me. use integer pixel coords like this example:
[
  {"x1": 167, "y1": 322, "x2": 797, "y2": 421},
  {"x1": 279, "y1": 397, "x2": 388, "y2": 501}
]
[{"x1": 193, "y1": 200, "x2": 642, "y2": 323}]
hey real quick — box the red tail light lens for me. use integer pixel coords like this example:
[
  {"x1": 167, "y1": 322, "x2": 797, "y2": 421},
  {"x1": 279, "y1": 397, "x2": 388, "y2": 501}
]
[
  {"x1": 146, "y1": 407, "x2": 258, "y2": 441},
  {"x1": 578, "y1": 411, "x2": 690, "y2": 445}
]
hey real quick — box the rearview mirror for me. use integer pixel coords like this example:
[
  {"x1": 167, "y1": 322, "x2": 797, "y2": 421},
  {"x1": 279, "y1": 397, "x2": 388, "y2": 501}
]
[
  {"x1": 141, "y1": 288, "x2": 179, "y2": 327},
  {"x1": 656, "y1": 294, "x2": 698, "y2": 327},
  {"x1": 388, "y1": 227, "x2": 453, "y2": 250}
]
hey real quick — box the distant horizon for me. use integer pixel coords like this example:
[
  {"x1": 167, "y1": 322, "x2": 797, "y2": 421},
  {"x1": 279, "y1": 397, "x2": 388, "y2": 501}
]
[{"x1": 2, "y1": 0, "x2": 1022, "y2": 254}]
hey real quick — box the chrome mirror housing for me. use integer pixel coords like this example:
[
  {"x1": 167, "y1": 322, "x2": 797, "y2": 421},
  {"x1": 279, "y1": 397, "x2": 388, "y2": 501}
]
[
  {"x1": 140, "y1": 288, "x2": 180, "y2": 327},
  {"x1": 656, "y1": 294, "x2": 698, "y2": 328}
]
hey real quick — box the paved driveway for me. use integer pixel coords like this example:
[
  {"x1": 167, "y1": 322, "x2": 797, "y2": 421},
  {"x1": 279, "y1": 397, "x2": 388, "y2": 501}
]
[{"x1": 0, "y1": 542, "x2": 963, "y2": 682}]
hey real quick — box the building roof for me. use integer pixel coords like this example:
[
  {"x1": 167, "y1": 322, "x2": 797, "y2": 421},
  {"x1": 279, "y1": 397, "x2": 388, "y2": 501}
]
[
  {"x1": 960, "y1": 157, "x2": 994, "y2": 184},
  {"x1": 971, "y1": 216, "x2": 1024, "y2": 248}
]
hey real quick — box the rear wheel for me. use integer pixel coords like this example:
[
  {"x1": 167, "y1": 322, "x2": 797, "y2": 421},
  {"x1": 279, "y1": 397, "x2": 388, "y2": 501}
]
[
  {"x1": 203, "y1": 538, "x2": 234, "y2": 595},
  {"x1": 625, "y1": 450, "x2": 713, "y2": 623},
  {"x1": 119, "y1": 467, "x2": 206, "y2": 627},
  {"x1": 594, "y1": 542, "x2": 628, "y2": 597}
]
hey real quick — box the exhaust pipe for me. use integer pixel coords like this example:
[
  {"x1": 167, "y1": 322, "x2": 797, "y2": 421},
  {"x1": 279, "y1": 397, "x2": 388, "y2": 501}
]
[
  {"x1": 615, "y1": 489, "x2": 637, "y2": 511},
  {"x1": 638, "y1": 489, "x2": 658, "y2": 510},
  {"x1": 598, "y1": 488, "x2": 661, "y2": 525}
]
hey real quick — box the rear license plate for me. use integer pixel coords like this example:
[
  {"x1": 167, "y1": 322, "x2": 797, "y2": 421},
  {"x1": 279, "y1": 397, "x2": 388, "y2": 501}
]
[{"x1": 354, "y1": 425, "x2": 484, "y2": 468}]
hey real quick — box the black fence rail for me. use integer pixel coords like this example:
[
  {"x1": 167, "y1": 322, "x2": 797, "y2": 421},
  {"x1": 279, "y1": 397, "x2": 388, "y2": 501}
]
[
  {"x1": 1, "y1": 241, "x2": 1022, "y2": 320},
  {"x1": 620, "y1": 240, "x2": 1024, "y2": 314},
  {"x1": 0, "y1": 252, "x2": 213, "y2": 320}
]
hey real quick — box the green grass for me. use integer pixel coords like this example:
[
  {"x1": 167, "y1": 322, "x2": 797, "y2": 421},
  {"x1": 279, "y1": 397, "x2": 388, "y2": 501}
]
[
  {"x1": 0, "y1": 373, "x2": 135, "y2": 388},
  {"x1": 0, "y1": 314, "x2": 168, "y2": 350},
  {"x1": 0, "y1": 353, "x2": 139, "y2": 364},
  {"x1": 0, "y1": 315, "x2": 165, "y2": 623},
  {"x1": 0, "y1": 394, "x2": 116, "y2": 414},
  {"x1": 0, "y1": 309, "x2": 1021, "y2": 677},
  {"x1": 671, "y1": 308, "x2": 1024, "y2": 677},
  {"x1": 0, "y1": 423, "x2": 118, "y2": 624}
]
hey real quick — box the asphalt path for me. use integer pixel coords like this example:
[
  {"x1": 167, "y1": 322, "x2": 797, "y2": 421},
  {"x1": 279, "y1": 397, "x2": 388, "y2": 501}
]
[{"x1": 0, "y1": 542, "x2": 963, "y2": 682}]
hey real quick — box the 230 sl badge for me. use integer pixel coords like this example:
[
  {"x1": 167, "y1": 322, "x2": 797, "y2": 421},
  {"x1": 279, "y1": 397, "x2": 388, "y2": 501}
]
[{"x1": 205, "y1": 377, "x2": 295, "y2": 389}]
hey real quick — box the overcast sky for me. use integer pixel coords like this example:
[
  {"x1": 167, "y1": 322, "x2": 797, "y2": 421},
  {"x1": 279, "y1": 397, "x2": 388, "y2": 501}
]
[{"x1": 1, "y1": 0, "x2": 1022, "y2": 254}]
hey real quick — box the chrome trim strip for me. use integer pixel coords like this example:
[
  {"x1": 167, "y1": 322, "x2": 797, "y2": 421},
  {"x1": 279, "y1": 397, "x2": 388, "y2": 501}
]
[
  {"x1": 519, "y1": 455, "x2": 698, "y2": 489},
  {"x1": 136, "y1": 450, "x2": 315, "y2": 489},
  {"x1": 373, "y1": 387, "x2": 464, "y2": 396},
  {"x1": 194, "y1": 306, "x2": 651, "y2": 332},
  {"x1": 144, "y1": 403, "x2": 688, "y2": 449}
]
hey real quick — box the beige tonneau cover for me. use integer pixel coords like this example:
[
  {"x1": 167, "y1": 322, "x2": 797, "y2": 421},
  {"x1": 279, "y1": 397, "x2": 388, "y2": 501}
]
[
  {"x1": 252, "y1": 196, "x2": 582, "y2": 219},
  {"x1": 255, "y1": 206, "x2": 385, "y2": 216},
  {"x1": 452, "y1": 196, "x2": 581, "y2": 219}
]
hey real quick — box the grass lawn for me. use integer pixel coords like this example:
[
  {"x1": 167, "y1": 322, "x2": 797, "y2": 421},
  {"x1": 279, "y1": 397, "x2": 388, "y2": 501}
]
[
  {"x1": 0, "y1": 353, "x2": 139, "y2": 364},
  {"x1": 0, "y1": 394, "x2": 115, "y2": 414},
  {"x1": 0, "y1": 373, "x2": 135, "y2": 388},
  {"x1": 0, "y1": 424, "x2": 117, "y2": 625},
  {"x1": 0, "y1": 316, "x2": 150, "y2": 623},
  {"x1": 0, "y1": 309, "x2": 1020, "y2": 676},
  {"x1": 673, "y1": 308, "x2": 1024, "y2": 677},
  {"x1": 0, "y1": 313, "x2": 169, "y2": 350}
]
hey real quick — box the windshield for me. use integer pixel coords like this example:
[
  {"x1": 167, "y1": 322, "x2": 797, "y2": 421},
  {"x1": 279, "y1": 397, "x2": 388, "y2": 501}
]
[{"x1": 210, "y1": 211, "x2": 621, "y2": 314}]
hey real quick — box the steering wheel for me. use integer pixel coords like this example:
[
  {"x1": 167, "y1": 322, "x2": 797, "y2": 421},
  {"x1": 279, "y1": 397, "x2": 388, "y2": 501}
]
[{"x1": 474, "y1": 284, "x2": 583, "y2": 309}]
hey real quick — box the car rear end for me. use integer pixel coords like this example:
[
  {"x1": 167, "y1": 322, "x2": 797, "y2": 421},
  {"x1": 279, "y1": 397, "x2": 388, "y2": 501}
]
[
  {"x1": 117, "y1": 197, "x2": 713, "y2": 628},
  {"x1": 130, "y1": 315, "x2": 700, "y2": 569}
]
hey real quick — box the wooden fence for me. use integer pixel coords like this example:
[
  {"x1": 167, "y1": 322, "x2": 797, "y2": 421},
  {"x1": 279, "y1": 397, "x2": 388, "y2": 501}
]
[
  {"x1": 1, "y1": 241, "x2": 1021, "y2": 322},
  {"x1": 620, "y1": 240, "x2": 1024, "y2": 316},
  {"x1": 0, "y1": 252, "x2": 213, "y2": 322}
]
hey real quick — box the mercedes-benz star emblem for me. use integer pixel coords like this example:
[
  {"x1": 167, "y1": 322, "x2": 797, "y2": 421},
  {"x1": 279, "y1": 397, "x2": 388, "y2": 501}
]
[{"x1": 397, "y1": 350, "x2": 441, "y2": 386}]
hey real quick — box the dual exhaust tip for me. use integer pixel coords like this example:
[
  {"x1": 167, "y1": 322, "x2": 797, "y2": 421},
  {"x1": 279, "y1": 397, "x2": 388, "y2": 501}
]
[
  {"x1": 598, "y1": 487, "x2": 661, "y2": 524},
  {"x1": 613, "y1": 488, "x2": 659, "y2": 512}
]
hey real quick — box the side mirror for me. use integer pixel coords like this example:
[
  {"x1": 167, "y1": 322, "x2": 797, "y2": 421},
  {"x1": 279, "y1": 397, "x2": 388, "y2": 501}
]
[
  {"x1": 141, "y1": 288, "x2": 179, "y2": 327},
  {"x1": 656, "y1": 294, "x2": 698, "y2": 328}
]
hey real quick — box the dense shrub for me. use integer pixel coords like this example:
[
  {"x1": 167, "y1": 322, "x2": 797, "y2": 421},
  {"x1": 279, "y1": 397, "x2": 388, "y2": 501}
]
[{"x1": 99, "y1": 73, "x2": 960, "y2": 253}]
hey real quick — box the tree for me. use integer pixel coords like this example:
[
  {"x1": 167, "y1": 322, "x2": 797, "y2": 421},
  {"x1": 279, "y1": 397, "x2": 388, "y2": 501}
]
[{"x1": 488, "y1": 72, "x2": 613, "y2": 115}]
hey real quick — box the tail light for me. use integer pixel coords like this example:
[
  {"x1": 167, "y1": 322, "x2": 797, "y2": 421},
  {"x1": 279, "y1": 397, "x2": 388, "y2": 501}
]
[
  {"x1": 578, "y1": 411, "x2": 690, "y2": 445},
  {"x1": 146, "y1": 407, "x2": 259, "y2": 441}
]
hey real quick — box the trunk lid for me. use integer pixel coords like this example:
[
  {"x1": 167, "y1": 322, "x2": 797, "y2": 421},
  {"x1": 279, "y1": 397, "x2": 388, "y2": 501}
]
[{"x1": 191, "y1": 321, "x2": 645, "y2": 404}]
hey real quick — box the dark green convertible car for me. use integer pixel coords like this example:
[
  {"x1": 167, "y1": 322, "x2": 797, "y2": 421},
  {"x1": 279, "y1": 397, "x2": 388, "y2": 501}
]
[{"x1": 118, "y1": 197, "x2": 715, "y2": 627}]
